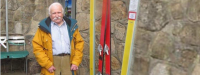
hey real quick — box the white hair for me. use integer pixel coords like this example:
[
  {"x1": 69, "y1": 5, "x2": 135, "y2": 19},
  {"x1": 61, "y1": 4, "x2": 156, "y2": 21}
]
[{"x1": 48, "y1": 2, "x2": 64, "y2": 15}]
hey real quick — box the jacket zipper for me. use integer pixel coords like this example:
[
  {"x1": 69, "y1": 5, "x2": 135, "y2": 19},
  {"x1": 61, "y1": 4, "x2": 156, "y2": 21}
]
[
  {"x1": 70, "y1": 23, "x2": 77, "y2": 56},
  {"x1": 71, "y1": 23, "x2": 77, "y2": 32}
]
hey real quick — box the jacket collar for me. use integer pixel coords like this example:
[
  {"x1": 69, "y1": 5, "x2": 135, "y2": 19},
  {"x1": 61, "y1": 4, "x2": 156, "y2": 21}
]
[
  {"x1": 38, "y1": 16, "x2": 73, "y2": 33},
  {"x1": 45, "y1": 16, "x2": 71, "y2": 27}
]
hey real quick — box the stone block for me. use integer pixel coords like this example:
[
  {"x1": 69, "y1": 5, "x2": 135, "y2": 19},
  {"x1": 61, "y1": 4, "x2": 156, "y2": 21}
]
[
  {"x1": 150, "y1": 63, "x2": 169, "y2": 75},
  {"x1": 114, "y1": 22, "x2": 125, "y2": 41},
  {"x1": 131, "y1": 57, "x2": 149, "y2": 75},
  {"x1": 111, "y1": 1, "x2": 127, "y2": 20},
  {"x1": 150, "y1": 32, "x2": 174, "y2": 60},
  {"x1": 76, "y1": 13, "x2": 90, "y2": 31},
  {"x1": 186, "y1": 0, "x2": 200, "y2": 22},
  {"x1": 111, "y1": 56, "x2": 120, "y2": 70}
]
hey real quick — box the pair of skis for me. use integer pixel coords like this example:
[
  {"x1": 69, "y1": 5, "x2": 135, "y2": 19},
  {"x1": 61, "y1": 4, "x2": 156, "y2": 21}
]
[
  {"x1": 89, "y1": 0, "x2": 111, "y2": 75},
  {"x1": 90, "y1": 0, "x2": 140, "y2": 75},
  {"x1": 98, "y1": 0, "x2": 111, "y2": 75}
]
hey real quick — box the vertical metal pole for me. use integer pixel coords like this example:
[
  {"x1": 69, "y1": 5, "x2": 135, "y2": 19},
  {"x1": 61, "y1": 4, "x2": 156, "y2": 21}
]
[
  {"x1": 6, "y1": 0, "x2": 9, "y2": 52},
  {"x1": 26, "y1": 57, "x2": 28, "y2": 75},
  {"x1": 90, "y1": 0, "x2": 95, "y2": 75},
  {"x1": 0, "y1": 1, "x2": 1, "y2": 49},
  {"x1": 71, "y1": 0, "x2": 76, "y2": 19},
  {"x1": 127, "y1": 1, "x2": 140, "y2": 74},
  {"x1": 0, "y1": 0, "x2": 1, "y2": 74},
  {"x1": 24, "y1": 59, "x2": 25, "y2": 71},
  {"x1": 11, "y1": 60, "x2": 12, "y2": 71},
  {"x1": 121, "y1": 0, "x2": 140, "y2": 75}
]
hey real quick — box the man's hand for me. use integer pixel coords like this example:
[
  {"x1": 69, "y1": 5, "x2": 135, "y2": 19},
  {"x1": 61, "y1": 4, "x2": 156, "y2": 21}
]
[
  {"x1": 71, "y1": 64, "x2": 78, "y2": 71},
  {"x1": 48, "y1": 66, "x2": 56, "y2": 73}
]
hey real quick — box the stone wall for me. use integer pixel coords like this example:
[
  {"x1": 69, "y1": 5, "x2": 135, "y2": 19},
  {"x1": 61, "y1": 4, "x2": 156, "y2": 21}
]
[
  {"x1": 1, "y1": 0, "x2": 200, "y2": 75},
  {"x1": 130, "y1": 0, "x2": 200, "y2": 75}
]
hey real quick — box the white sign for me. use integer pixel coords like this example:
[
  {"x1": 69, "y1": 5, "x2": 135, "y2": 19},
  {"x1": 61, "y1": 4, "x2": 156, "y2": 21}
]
[
  {"x1": 129, "y1": 0, "x2": 139, "y2": 12},
  {"x1": 129, "y1": 12, "x2": 136, "y2": 20}
]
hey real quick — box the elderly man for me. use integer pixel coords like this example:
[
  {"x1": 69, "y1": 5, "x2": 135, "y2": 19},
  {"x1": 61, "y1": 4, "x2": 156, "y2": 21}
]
[{"x1": 32, "y1": 2, "x2": 84, "y2": 75}]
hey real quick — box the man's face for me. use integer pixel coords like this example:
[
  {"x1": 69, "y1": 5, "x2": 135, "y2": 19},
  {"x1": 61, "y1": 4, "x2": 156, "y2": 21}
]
[{"x1": 50, "y1": 5, "x2": 64, "y2": 25}]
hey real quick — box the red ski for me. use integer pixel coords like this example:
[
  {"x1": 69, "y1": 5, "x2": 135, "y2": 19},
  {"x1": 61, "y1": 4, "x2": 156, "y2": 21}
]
[
  {"x1": 97, "y1": 0, "x2": 111, "y2": 75},
  {"x1": 104, "y1": 0, "x2": 111, "y2": 75}
]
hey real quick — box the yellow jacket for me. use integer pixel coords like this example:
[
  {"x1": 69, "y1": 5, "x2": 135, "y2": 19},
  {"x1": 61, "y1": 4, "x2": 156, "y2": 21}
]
[{"x1": 32, "y1": 17, "x2": 84, "y2": 75}]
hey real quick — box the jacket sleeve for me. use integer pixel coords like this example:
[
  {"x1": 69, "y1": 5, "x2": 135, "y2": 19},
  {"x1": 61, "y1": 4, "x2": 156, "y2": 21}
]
[
  {"x1": 72, "y1": 29, "x2": 84, "y2": 66},
  {"x1": 32, "y1": 28, "x2": 53, "y2": 69}
]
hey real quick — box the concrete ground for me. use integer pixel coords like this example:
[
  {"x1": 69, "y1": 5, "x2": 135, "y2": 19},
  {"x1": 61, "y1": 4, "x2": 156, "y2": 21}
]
[
  {"x1": 1, "y1": 70, "x2": 40, "y2": 75},
  {"x1": 1, "y1": 71, "x2": 26, "y2": 75},
  {"x1": 2, "y1": 72, "x2": 40, "y2": 75}
]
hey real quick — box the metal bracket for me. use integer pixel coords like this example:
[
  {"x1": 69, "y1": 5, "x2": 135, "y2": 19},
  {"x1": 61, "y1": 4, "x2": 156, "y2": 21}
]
[
  {"x1": 104, "y1": 44, "x2": 109, "y2": 55},
  {"x1": 98, "y1": 44, "x2": 103, "y2": 55},
  {"x1": 96, "y1": 72, "x2": 102, "y2": 75}
]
